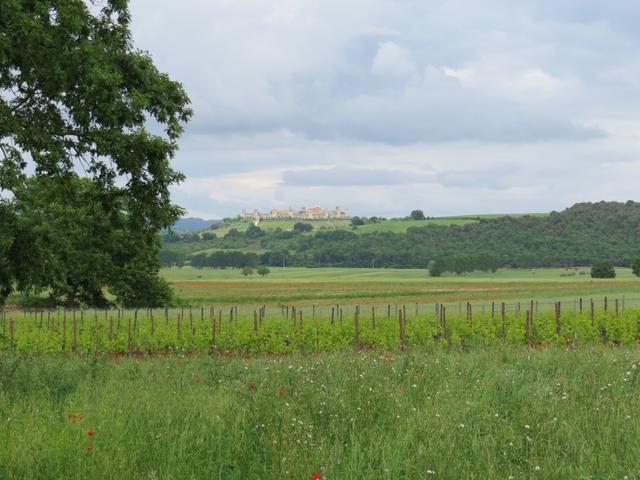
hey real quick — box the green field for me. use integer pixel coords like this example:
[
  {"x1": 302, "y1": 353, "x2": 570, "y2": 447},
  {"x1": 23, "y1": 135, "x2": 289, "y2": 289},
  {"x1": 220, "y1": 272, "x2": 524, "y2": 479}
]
[
  {"x1": 163, "y1": 266, "x2": 640, "y2": 306},
  {"x1": 207, "y1": 213, "x2": 548, "y2": 237},
  {"x1": 2, "y1": 347, "x2": 640, "y2": 479}
]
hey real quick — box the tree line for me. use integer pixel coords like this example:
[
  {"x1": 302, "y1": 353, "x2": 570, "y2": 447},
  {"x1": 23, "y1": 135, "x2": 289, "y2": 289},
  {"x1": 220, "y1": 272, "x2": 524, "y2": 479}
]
[{"x1": 162, "y1": 202, "x2": 640, "y2": 270}]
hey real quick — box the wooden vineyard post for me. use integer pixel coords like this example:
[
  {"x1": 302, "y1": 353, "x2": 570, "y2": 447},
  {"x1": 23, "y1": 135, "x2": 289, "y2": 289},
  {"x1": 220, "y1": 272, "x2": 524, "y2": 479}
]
[
  {"x1": 165, "y1": 307, "x2": 169, "y2": 326},
  {"x1": 134, "y1": 309, "x2": 138, "y2": 332},
  {"x1": 403, "y1": 305, "x2": 407, "y2": 327},
  {"x1": 339, "y1": 308, "x2": 343, "y2": 327},
  {"x1": 62, "y1": 309, "x2": 67, "y2": 352},
  {"x1": 398, "y1": 307, "x2": 406, "y2": 351},
  {"x1": 253, "y1": 310, "x2": 258, "y2": 333},
  {"x1": 604, "y1": 296, "x2": 608, "y2": 313},
  {"x1": 525, "y1": 309, "x2": 531, "y2": 345},
  {"x1": 501, "y1": 303, "x2": 506, "y2": 339},
  {"x1": 590, "y1": 298, "x2": 595, "y2": 327},
  {"x1": 579, "y1": 298, "x2": 583, "y2": 314},
  {"x1": 218, "y1": 310, "x2": 222, "y2": 336},
  {"x1": 371, "y1": 305, "x2": 376, "y2": 330},
  {"x1": 177, "y1": 314, "x2": 181, "y2": 339},
  {"x1": 127, "y1": 315, "x2": 132, "y2": 353},
  {"x1": 354, "y1": 309, "x2": 361, "y2": 351},
  {"x1": 530, "y1": 301, "x2": 534, "y2": 324},
  {"x1": 555, "y1": 302, "x2": 561, "y2": 336},
  {"x1": 73, "y1": 312, "x2": 78, "y2": 353},
  {"x1": 299, "y1": 310, "x2": 303, "y2": 330},
  {"x1": 615, "y1": 299, "x2": 619, "y2": 316},
  {"x1": 211, "y1": 313, "x2": 217, "y2": 354},
  {"x1": 491, "y1": 302, "x2": 495, "y2": 320},
  {"x1": 331, "y1": 307, "x2": 335, "y2": 325},
  {"x1": 201, "y1": 306, "x2": 204, "y2": 324},
  {"x1": 189, "y1": 307, "x2": 193, "y2": 334},
  {"x1": 415, "y1": 303, "x2": 419, "y2": 317},
  {"x1": 388, "y1": 304, "x2": 391, "y2": 320}
]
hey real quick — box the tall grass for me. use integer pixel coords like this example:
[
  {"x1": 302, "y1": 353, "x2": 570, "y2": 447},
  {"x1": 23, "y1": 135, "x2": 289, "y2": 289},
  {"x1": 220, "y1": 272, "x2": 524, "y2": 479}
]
[{"x1": 1, "y1": 347, "x2": 640, "y2": 479}]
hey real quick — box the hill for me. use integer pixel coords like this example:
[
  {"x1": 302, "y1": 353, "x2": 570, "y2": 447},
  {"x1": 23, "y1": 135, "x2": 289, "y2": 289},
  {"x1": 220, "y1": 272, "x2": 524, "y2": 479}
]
[{"x1": 161, "y1": 202, "x2": 640, "y2": 269}]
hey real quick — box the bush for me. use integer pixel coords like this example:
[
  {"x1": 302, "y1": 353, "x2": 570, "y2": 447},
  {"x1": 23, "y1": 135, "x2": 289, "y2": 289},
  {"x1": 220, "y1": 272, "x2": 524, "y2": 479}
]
[
  {"x1": 257, "y1": 267, "x2": 271, "y2": 277},
  {"x1": 591, "y1": 262, "x2": 616, "y2": 278},
  {"x1": 633, "y1": 258, "x2": 640, "y2": 277},
  {"x1": 293, "y1": 222, "x2": 313, "y2": 233},
  {"x1": 242, "y1": 266, "x2": 254, "y2": 277}
]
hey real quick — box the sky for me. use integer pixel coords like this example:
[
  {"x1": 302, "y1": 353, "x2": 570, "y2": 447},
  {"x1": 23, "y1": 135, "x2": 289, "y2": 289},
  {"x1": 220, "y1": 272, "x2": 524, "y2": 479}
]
[{"x1": 129, "y1": 0, "x2": 640, "y2": 219}]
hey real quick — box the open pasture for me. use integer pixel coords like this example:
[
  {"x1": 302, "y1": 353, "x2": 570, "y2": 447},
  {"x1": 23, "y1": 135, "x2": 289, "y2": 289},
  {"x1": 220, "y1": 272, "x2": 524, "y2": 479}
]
[
  {"x1": 164, "y1": 266, "x2": 640, "y2": 306},
  {"x1": 1, "y1": 347, "x2": 640, "y2": 479}
]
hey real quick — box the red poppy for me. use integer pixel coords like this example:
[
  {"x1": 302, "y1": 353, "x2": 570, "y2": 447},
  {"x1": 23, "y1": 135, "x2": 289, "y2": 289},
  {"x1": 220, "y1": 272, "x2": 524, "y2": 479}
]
[
  {"x1": 85, "y1": 445, "x2": 94, "y2": 453},
  {"x1": 311, "y1": 474, "x2": 321, "y2": 480},
  {"x1": 399, "y1": 386, "x2": 407, "y2": 393},
  {"x1": 87, "y1": 431, "x2": 94, "y2": 437},
  {"x1": 247, "y1": 381, "x2": 256, "y2": 391},
  {"x1": 276, "y1": 387, "x2": 288, "y2": 397}
]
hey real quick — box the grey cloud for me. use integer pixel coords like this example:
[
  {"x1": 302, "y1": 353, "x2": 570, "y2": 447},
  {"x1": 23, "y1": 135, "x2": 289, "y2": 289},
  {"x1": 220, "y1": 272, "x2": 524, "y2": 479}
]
[{"x1": 280, "y1": 167, "x2": 434, "y2": 187}]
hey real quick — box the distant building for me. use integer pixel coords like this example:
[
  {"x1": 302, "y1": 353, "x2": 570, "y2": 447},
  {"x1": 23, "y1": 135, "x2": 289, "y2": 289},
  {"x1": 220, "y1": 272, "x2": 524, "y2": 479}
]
[{"x1": 241, "y1": 205, "x2": 350, "y2": 221}]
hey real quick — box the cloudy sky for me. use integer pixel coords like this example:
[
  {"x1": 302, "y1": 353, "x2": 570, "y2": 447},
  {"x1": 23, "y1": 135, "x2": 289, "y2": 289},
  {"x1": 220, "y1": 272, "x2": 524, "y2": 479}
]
[{"x1": 130, "y1": 0, "x2": 640, "y2": 219}]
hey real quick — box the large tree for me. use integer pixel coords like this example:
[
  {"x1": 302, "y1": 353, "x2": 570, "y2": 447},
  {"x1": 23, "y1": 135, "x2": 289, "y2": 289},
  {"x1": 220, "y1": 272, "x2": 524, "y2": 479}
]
[{"x1": 0, "y1": 0, "x2": 191, "y2": 305}]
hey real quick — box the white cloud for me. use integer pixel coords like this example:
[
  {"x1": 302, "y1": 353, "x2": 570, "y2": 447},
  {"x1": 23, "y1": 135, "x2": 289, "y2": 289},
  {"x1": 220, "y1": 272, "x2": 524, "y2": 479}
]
[
  {"x1": 371, "y1": 41, "x2": 416, "y2": 77},
  {"x1": 125, "y1": 0, "x2": 640, "y2": 218}
]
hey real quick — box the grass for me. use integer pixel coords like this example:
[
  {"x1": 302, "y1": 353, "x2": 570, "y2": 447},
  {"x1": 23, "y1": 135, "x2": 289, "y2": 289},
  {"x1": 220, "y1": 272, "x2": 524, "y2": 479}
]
[
  {"x1": 2, "y1": 347, "x2": 640, "y2": 479},
  {"x1": 207, "y1": 212, "x2": 547, "y2": 237},
  {"x1": 163, "y1": 266, "x2": 640, "y2": 306}
]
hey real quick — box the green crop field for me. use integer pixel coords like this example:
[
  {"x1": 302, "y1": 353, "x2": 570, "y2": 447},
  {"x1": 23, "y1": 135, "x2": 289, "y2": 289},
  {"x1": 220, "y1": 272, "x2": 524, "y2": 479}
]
[
  {"x1": 162, "y1": 266, "x2": 640, "y2": 306},
  {"x1": 2, "y1": 347, "x2": 640, "y2": 479}
]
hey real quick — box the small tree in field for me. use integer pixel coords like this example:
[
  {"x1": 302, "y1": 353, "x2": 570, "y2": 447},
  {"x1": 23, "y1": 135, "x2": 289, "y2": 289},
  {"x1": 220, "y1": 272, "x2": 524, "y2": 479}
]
[
  {"x1": 242, "y1": 266, "x2": 254, "y2": 277},
  {"x1": 633, "y1": 258, "x2": 640, "y2": 277},
  {"x1": 257, "y1": 267, "x2": 271, "y2": 277},
  {"x1": 410, "y1": 209, "x2": 426, "y2": 220},
  {"x1": 591, "y1": 262, "x2": 616, "y2": 279}
]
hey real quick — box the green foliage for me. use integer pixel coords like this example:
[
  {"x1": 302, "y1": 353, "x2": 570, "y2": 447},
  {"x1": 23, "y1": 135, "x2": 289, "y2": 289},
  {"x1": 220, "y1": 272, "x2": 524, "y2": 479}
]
[
  {"x1": 410, "y1": 209, "x2": 426, "y2": 220},
  {"x1": 0, "y1": 0, "x2": 191, "y2": 306},
  {"x1": 293, "y1": 222, "x2": 313, "y2": 232},
  {"x1": 350, "y1": 216, "x2": 365, "y2": 226},
  {"x1": 632, "y1": 258, "x2": 640, "y2": 277},
  {"x1": 10, "y1": 176, "x2": 173, "y2": 307},
  {"x1": 241, "y1": 266, "x2": 254, "y2": 277},
  {"x1": 5, "y1": 303, "x2": 640, "y2": 354},
  {"x1": 257, "y1": 267, "x2": 270, "y2": 277},
  {"x1": 591, "y1": 262, "x2": 616, "y2": 279},
  {"x1": 163, "y1": 202, "x2": 640, "y2": 269}
]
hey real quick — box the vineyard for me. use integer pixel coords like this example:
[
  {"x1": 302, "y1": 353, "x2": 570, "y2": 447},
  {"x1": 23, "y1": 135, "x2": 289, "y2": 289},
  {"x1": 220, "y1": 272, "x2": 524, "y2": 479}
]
[{"x1": 3, "y1": 297, "x2": 639, "y2": 354}]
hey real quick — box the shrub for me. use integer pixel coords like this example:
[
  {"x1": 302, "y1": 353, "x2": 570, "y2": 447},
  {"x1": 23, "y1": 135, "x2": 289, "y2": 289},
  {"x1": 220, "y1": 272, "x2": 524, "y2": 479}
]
[{"x1": 591, "y1": 262, "x2": 616, "y2": 278}]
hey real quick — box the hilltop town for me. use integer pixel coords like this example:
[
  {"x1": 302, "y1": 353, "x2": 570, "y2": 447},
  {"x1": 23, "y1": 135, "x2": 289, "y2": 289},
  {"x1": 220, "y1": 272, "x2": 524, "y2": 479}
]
[{"x1": 241, "y1": 205, "x2": 350, "y2": 223}]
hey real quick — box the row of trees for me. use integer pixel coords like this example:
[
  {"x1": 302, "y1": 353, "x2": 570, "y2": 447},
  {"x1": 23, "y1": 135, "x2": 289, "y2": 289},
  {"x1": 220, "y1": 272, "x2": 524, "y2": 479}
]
[
  {"x1": 189, "y1": 251, "x2": 261, "y2": 269},
  {"x1": 428, "y1": 254, "x2": 499, "y2": 277}
]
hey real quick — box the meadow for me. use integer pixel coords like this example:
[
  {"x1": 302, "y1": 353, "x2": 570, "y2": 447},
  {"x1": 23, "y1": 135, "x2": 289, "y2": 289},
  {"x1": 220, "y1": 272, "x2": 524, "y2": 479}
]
[
  {"x1": 206, "y1": 213, "x2": 550, "y2": 237},
  {"x1": 163, "y1": 266, "x2": 640, "y2": 306},
  {"x1": 1, "y1": 347, "x2": 640, "y2": 479}
]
